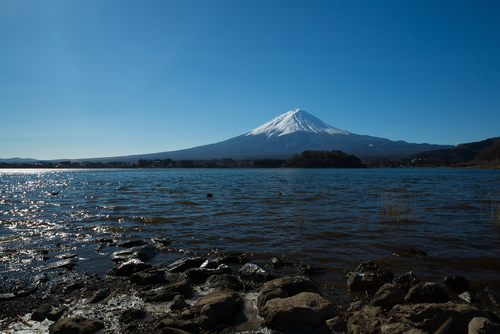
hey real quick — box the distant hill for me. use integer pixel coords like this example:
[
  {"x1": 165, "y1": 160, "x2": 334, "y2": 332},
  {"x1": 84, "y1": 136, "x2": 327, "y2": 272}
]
[
  {"x1": 408, "y1": 137, "x2": 500, "y2": 163},
  {"x1": 474, "y1": 139, "x2": 500, "y2": 163},
  {"x1": 0, "y1": 157, "x2": 39, "y2": 163}
]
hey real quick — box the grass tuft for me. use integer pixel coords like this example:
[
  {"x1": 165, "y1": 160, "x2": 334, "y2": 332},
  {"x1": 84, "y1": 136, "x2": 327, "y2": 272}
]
[{"x1": 377, "y1": 191, "x2": 419, "y2": 225}]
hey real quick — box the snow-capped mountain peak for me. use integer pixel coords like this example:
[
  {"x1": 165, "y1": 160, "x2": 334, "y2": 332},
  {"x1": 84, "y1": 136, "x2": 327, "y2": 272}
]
[{"x1": 245, "y1": 109, "x2": 350, "y2": 138}]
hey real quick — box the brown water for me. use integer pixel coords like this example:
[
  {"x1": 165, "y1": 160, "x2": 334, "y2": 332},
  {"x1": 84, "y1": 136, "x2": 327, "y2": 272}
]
[{"x1": 1, "y1": 168, "x2": 499, "y2": 300}]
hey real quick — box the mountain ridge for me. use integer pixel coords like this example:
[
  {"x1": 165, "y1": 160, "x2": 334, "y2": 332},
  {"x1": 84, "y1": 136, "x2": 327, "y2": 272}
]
[{"x1": 80, "y1": 109, "x2": 452, "y2": 162}]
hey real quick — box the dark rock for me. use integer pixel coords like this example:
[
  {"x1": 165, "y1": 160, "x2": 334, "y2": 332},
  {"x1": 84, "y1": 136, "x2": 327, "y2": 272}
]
[
  {"x1": 117, "y1": 239, "x2": 148, "y2": 248},
  {"x1": 47, "y1": 306, "x2": 68, "y2": 321},
  {"x1": 259, "y1": 292, "x2": 336, "y2": 329},
  {"x1": 111, "y1": 259, "x2": 152, "y2": 276},
  {"x1": 405, "y1": 282, "x2": 452, "y2": 304},
  {"x1": 15, "y1": 285, "x2": 38, "y2": 297},
  {"x1": 171, "y1": 295, "x2": 188, "y2": 311},
  {"x1": 119, "y1": 309, "x2": 146, "y2": 323},
  {"x1": 141, "y1": 282, "x2": 192, "y2": 302},
  {"x1": 49, "y1": 317, "x2": 105, "y2": 334},
  {"x1": 271, "y1": 257, "x2": 284, "y2": 268},
  {"x1": 346, "y1": 271, "x2": 385, "y2": 294},
  {"x1": 130, "y1": 268, "x2": 166, "y2": 285},
  {"x1": 326, "y1": 316, "x2": 347, "y2": 333},
  {"x1": 443, "y1": 275, "x2": 470, "y2": 293},
  {"x1": 257, "y1": 276, "x2": 322, "y2": 310},
  {"x1": 179, "y1": 268, "x2": 212, "y2": 284},
  {"x1": 110, "y1": 244, "x2": 158, "y2": 262},
  {"x1": 194, "y1": 287, "x2": 243, "y2": 329},
  {"x1": 31, "y1": 305, "x2": 52, "y2": 321},
  {"x1": 90, "y1": 289, "x2": 110, "y2": 303},
  {"x1": 158, "y1": 316, "x2": 199, "y2": 333},
  {"x1": 65, "y1": 282, "x2": 85, "y2": 294},
  {"x1": 200, "y1": 259, "x2": 218, "y2": 269},
  {"x1": 370, "y1": 283, "x2": 405, "y2": 310},
  {"x1": 159, "y1": 328, "x2": 192, "y2": 334},
  {"x1": 390, "y1": 302, "x2": 486, "y2": 334},
  {"x1": 393, "y1": 271, "x2": 420, "y2": 292},
  {"x1": 206, "y1": 274, "x2": 244, "y2": 291},
  {"x1": 238, "y1": 262, "x2": 276, "y2": 288},
  {"x1": 0, "y1": 293, "x2": 15, "y2": 300},
  {"x1": 167, "y1": 257, "x2": 205, "y2": 273},
  {"x1": 32, "y1": 273, "x2": 49, "y2": 285},
  {"x1": 468, "y1": 317, "x2": 500, "y2": 334},
  {"x1": 393, "y1": 248, "x2": 428, "y2": 258},
  {"x1": 354, "y1": 260, "x2": 395, "y2": 283}
]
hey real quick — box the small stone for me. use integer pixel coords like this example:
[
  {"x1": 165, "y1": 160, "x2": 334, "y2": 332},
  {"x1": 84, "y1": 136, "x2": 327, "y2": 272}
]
[
  {"x1": 49, "y1": 317, "x2": 105, "y2": 334},
  {"x1": 31, "y1": 305, "x2": 52, "y2": 321},
  {"x1": 171, "y1": 295, "x2": 188, "y2": 310},
  {"x1": 47, "y1": 306, "x2": 68, "y2": 321},
  {"x1": 119, "y1": 309, "x2": 146, "y2": 324}
]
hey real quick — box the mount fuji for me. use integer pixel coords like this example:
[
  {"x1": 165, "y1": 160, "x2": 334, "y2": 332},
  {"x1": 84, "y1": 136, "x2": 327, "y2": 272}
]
[{"x1": 94, "y1": 109, "x2": 452, "y2": 161}]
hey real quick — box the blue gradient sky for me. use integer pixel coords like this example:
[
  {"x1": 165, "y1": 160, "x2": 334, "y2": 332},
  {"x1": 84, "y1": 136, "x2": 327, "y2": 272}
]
[{"x1": 1, "y1": 1, "x2": 499, "y2": 160}]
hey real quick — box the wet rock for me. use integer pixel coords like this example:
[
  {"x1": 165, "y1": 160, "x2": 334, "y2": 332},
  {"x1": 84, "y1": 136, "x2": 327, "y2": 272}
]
[
  {"x1": 65, "y1": 282, "x2": 85, "y2": 294},
  {"x1": 405, "y1": 282, "x2": 451, "y2": 304},
  {"x1": 159, "y1": 319, "x2": 199, "y2": 333},
  {"x1": 346, "y1": 271, "x2": 385, "y2": 294},
  {"x1": 459, "y1": 291, "x2": 474, "y2": 303},
  {"x1": 119, "y1": 309, "x2": 146, "y2": 323},
  {"x1": 393, "y1": 271, "x2": 420, "y2": 293},
  {"x1": 167, "y1": 257, "x2": 205, "y2": 273},
  {"x1": 259, "y1": 292, "x2": 336, "y2": 329},
  {"x1": 194, "y1": 287, "x2": 243, "y2": 329},
  {"x1": 130, "y1": 268, "x2": 166, "y2": 285},
  {"x1": 117, "y1": 239, "x2": 148, "y2": 248},
  {"x1": 49, "y1": 317, "x2": 105, "y2": 334},
  {"x1": 206, "y1": 274, "x2": 244, "y2": 291},
  {"x1": 200, "y1": 259, "x2": 218, "y2": 269},
  {"x1": 468, "y1": 317, "x2": 500, "y2": 334},
  {"x1": 59, "y1": 252, "x2": 78, "y2": 259},
  {"x1": 171, "y1": 295, "x2": 188, "y2": 311},
  {"x1": 390, "y1": 302, "x2": 486, "y2": 334},
  {"x1": 32, "y1": 273, "x2": 49, "y2": 285},
  {"x1": 111, "y1": 259, "x2": 152, "y2": 276},
  {"x1": 393, "y1": 248, "x2": 427, "y2": 258},
  {"x1": 370, "y1": 283, "x2": 405, "y2": 310},
  {"x1": 90, "y1": 289, "x2": 110, "y2": 303},
  {"x1": 354, "y1": 260, "x2": 395, "y2": 283},
  {"x1": 110, "y1": 244, "x2": 158, "y2": 262},
  {"x1": 15, "y1": 285, "x2": 38, "y2": 297},
  {"x1": 47, "y1": 306, "x2": 68, "y2": 321},
  {"x1": 140, "y1": 281, "x2": 192, "y2": 302},
  {"x1": 46, "y1": 258, "x2": 78, "y2": 270},
  {"x1": 257, "y1": 276, "x2": 322, "y2": 310},
  {"x1": 442, "y1": 275, "x2": 470, "y2": 293},
  {"x1": 238, "y1": 262, "x2": 276, "y2": 288},
  {"x1": 217, "y1": 252, "x2": 249, "y2": 264},
  {"x1": 31, "y1": 305, "x2": 52, "y2": 321}
]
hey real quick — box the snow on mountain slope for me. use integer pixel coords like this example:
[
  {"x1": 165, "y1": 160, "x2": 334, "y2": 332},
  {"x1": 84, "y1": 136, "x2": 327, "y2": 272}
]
[{"x1": 245, "y1": 109, "x2": 350, "y2": 138}]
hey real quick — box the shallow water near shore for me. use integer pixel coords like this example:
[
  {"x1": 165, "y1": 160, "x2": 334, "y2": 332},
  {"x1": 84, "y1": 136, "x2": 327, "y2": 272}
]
[{"x1": 1, "y1": 168, "x2": 500, "y2": 300}]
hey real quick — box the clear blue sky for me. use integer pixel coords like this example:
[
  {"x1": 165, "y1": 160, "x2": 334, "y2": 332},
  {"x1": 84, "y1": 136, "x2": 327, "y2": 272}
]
[{"x1": 1, "y1": 1, "x2": 499, "y2": 160}]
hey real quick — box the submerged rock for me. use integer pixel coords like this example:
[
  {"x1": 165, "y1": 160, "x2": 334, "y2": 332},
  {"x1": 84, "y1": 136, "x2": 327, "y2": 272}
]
[
  {"x1": 110, "y1": 244, "x2": 158, "y2": 262},
  {"x1": 45, "y1": 259, "x2": 78, "y2": 270},
  {"x1": 238, "y1": 263, "x2": 276, "y2": 288},
  {"x1": 393, "y1": 271, "x2": 420, "y2": 293},
  {"x1": 167, "y1": 257, "x2": 205, "y2": 273},
  {"x1": 353, "y1": 260, "x2": 395, "y2": 283},
  {"x1": 393, "y1": 248, "x2": 427, "y2": 258},
  {"x1": 110, "y1": 259, "x2": 152, "y2": 276},
  {"x1": 442, "y1": 275, "x2": 470, "y2": 293}
]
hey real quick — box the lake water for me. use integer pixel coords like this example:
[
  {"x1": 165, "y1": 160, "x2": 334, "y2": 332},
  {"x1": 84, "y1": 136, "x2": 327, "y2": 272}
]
[{"x1": 1, "y1": 168, "x2": 499, "y2": 300}]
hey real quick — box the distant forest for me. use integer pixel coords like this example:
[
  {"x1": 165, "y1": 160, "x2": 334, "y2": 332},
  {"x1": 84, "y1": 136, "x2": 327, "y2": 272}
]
[{"x1": 1, "y1": 150, "x2": 367, "y2": 169}]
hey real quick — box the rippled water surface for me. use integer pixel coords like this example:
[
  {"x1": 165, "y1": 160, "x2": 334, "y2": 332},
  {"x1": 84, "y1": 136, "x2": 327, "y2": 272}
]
[{"x1": 1, "y1": 168, "x2": 499, "y2": 296}]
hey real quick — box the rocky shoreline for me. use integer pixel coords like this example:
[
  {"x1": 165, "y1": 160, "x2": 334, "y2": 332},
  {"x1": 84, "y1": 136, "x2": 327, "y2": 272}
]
[{"x1": 1, "y1": 240, "x2": 500, "y2": 334}]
